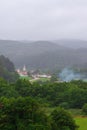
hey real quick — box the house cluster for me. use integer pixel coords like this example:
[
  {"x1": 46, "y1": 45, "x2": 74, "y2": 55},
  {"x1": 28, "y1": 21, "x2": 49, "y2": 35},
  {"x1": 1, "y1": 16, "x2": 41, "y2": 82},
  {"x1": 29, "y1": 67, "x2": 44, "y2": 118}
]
[
  {"x1": 16, "y1": 66, "x2": 51, "y2": 80},
  {"x1": 31, "y1": 73, "x2": 51, "y2": 80},
  {"x1": 16, "y1": 65, "x2": 28, "y2": 77}
]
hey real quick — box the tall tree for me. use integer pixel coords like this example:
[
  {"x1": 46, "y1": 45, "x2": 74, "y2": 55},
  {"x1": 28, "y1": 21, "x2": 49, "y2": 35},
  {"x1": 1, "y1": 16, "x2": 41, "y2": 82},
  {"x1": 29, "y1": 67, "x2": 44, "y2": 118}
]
[{"x1": 51, "y1": 107, "x2": 78, "y2": 130}]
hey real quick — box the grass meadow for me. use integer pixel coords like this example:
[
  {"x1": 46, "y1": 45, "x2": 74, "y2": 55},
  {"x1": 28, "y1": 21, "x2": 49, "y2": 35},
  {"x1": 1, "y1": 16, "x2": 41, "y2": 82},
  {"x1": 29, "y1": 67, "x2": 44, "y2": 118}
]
[{"x1": 75, "y1": 117, "x2": 87, "y2": 130}]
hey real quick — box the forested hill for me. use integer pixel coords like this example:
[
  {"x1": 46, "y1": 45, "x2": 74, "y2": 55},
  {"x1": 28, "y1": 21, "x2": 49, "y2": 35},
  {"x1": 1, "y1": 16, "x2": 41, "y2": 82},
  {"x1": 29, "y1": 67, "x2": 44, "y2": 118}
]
[
  {"x1": 0, "y1": 40, "x2": 87, "y2": 70},
  {"x1": 0, "y1": 55, "x2": 18, "y2": 82},
  {"x1": 54, "y1": 39, "x2": 87, "y2": 49}
]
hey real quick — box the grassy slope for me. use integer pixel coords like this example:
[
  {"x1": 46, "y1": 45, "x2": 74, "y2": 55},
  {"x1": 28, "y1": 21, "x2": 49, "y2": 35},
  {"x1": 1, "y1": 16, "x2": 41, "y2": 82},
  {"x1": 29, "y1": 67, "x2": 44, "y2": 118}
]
[{"x1": 75, "y1": 117, "x2": 87, "y2": 130}]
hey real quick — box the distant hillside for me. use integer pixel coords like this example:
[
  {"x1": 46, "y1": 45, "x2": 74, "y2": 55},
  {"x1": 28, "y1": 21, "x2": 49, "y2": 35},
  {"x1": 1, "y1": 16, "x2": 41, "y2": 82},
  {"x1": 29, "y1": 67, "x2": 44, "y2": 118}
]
[
  {"x1": 0, "y1": 55, "x2": 18, "y2": 82},
  {"x1": 0, "y1": 40, "x2": 87, "y2": 71},
  {"x1": 54, "y1": 39, "x2": 87, "y2": 49}
]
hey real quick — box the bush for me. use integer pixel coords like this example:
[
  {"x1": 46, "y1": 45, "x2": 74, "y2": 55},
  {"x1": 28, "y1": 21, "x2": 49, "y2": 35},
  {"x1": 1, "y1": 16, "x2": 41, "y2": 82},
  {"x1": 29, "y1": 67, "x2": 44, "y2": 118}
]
[
  {"x1": 59, "y1": 102, "x2": 70, "y2": 109},
  {"x1": 82, "y1": 103, "x2": 87, "y2": 115},
  {"x1": 51, "y1": 107, "x2": 78, "y2": 130}
]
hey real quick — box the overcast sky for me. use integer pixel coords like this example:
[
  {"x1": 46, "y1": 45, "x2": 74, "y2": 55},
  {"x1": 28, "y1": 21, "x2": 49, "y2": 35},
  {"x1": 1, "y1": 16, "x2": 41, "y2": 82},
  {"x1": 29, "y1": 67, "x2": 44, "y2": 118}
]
[{"x1": 0, "y1": 0, "x2": 87, "y2": 40}]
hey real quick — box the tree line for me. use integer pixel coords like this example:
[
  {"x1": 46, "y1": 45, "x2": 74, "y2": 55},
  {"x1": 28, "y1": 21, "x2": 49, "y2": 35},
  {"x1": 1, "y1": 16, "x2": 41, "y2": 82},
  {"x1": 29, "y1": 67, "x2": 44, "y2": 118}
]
[{"x1": 0, "y1": 78, "x2": 81, "y2": 130}]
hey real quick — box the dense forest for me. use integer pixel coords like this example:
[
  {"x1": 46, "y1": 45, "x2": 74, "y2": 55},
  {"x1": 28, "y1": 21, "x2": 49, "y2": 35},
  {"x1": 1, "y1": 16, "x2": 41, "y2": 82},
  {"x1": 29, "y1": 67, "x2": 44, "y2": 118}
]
[
  {"x1": 1, "y1": 77, "x2": 87, "y2": 129},
  {"x1": 0, "y1": 55, "x2": 18, "y2": 82}
]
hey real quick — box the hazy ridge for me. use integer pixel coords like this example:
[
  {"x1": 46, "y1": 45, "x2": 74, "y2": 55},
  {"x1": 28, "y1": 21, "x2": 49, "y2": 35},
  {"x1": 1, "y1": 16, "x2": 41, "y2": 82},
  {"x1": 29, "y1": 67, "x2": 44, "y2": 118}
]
[{"x1": 0, "y1": 39, "x2": 87, "y2": 70}]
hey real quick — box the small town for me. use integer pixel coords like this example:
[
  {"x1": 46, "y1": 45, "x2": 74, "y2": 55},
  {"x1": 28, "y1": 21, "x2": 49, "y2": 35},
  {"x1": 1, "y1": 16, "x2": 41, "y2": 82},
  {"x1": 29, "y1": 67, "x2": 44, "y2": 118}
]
[{"x1": 16, "y1": 65, "x2": 52, "y2": 82}]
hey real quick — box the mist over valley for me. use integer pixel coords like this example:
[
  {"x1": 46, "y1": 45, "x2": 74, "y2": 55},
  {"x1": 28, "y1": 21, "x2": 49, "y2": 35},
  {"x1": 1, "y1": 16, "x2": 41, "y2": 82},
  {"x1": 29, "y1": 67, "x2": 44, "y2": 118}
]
[{"x1": 0, "y1": 39, "x2": 87, "y2": 72}]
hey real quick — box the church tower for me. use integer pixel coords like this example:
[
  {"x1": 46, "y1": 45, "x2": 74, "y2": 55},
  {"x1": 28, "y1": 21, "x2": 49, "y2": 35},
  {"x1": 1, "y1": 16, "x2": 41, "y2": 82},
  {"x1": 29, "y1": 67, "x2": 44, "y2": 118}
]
[
  {"x1": 22, "y1": 65, "x2": 28, "y2": 76},
  {"x1": 23, "y1": 65, "x2": 27, "y2": 72}
]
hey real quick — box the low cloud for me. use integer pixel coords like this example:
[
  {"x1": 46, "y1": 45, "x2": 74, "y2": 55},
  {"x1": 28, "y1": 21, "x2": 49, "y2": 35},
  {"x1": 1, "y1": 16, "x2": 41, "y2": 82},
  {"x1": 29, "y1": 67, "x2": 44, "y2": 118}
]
[{"x1": 0, "y1": 0, "x2": 87, "y2": 40}]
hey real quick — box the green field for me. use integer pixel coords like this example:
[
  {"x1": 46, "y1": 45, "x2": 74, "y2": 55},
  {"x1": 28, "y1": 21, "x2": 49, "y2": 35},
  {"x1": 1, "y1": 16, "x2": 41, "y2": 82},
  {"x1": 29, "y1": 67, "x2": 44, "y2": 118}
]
[
  {"x1": 19, "y1": 76, "x2": 50, "y2": 82},
  {"x1": 75, "y1": 117, "x2": 87, "y2": 130},
  {"x1": 37, "y1": 77, "x2": 50, "y2": 82},
  {"x1": 20, "y1": 76, "x2": 32, "y2": 80}
]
